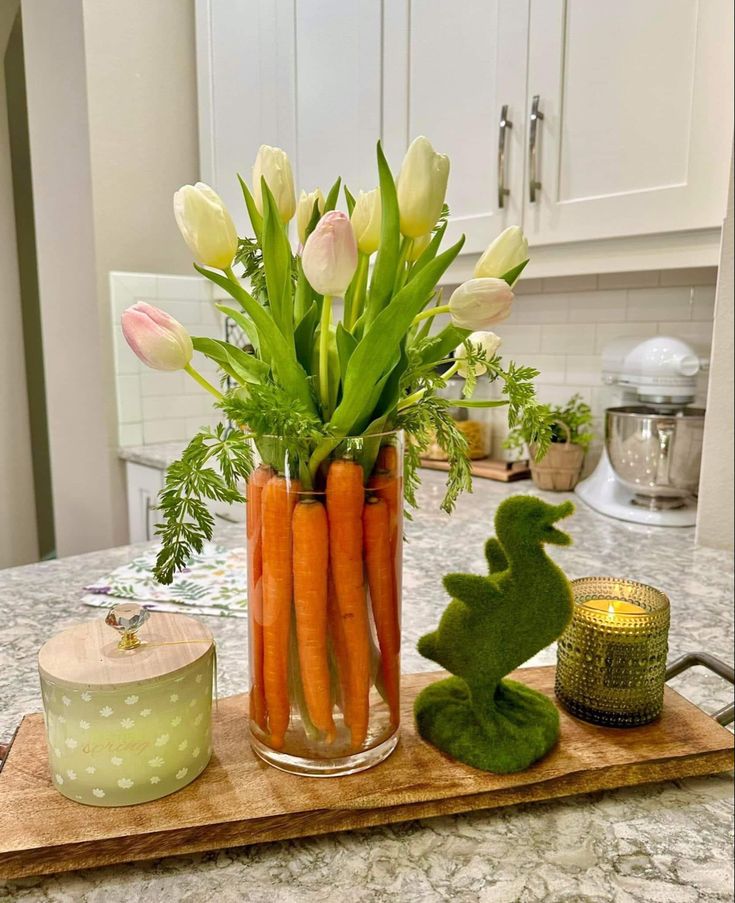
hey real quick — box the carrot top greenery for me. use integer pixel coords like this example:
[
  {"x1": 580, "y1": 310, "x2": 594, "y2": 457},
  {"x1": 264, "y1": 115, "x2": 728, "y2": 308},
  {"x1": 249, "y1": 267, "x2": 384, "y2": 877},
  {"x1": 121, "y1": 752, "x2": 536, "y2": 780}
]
[{"x1": 122, "y1": 137, "x2": 553, "y2": 584}]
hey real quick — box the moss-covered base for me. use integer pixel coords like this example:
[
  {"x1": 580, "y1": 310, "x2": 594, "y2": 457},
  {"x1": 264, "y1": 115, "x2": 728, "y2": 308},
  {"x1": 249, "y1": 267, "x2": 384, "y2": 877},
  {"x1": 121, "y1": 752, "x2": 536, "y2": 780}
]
[{"x1": 414, "y1": 676, "x2": 560, "y2": 774}]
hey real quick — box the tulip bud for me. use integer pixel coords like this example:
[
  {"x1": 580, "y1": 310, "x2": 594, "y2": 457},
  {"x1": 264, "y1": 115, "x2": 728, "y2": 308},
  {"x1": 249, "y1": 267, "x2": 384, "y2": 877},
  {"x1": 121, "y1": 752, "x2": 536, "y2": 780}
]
[
  {"x1": 407, "y1": 232, "x2": 431, "y2": 262},
  {"x1": 173, "y1": 182, "x2": 238, "y2": 270},
  {"x1": 350, "y1": 188, "x2": 382, "y2": 255},
  {"x1": 448, "y1": 278, "x2": 514, "y2": 330},
  {"x1": 252, "y1": 144, "x2": 297, "y2": 224},
  {"x1": 454, "y1": 331, "x2": 502, "y2": 378},
  {"x1": 302, "y1": 211, "x2": 358, "y2": 296},
  {"x1": 474, "y1": 226, "x2": 529, "y2": 280},
  {"x1": 121, "y1": 302, "x2": 193, "y2": 371},
  {"x1": 396, "y1": 136, "x2": 450, "y2": 239},
  {"x1": 296, "y1": 188, "x2": 325, "y2": 245}
]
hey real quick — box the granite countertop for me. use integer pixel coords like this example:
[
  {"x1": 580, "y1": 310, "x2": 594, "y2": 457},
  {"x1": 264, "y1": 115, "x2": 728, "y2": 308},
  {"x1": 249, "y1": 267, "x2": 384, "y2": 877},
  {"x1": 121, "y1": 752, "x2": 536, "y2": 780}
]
[
  {"x1": 118, "y1": 442, "x2": 187, "y2": 470},
  {"x1": 1, "y1": 472, "x2": 733, "y2": 901}
]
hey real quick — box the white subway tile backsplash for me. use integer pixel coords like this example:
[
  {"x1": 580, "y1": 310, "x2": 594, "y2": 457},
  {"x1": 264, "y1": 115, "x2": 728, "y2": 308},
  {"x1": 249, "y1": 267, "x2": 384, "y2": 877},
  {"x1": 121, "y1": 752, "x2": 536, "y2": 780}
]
[
  {"x1": 659, "y1": 267, "x2": 717, "y2": 287},
  {"x1": 691, "y1": 285, "x2": 716, "y2": 321},
  {"x1": 157, "y1": 274, "x2": 212, "y2": 301},
  {"x1": 540, "y1": 324, "x2": 596, "y2": 354},
  {"x1": 541, "y1": 274, "x2": 598, "y2": 293},
  {"x1": 510, "y1": 293, "x2": 568, "y2": 324},
  {"x1": 142, "y1": 418, "x2": 189, "y2": 444},
  {"x1": 659, "y1": 321, "x2": 713, "y2": 351},
  {"x1": 593, "y1": 322, "x2": 658, "y2": 353},
  {"x1": 625, "y1": 286, "x2": 693, "y2": 322},
  {"x1": 566, "y1": 290, "x2": 627, "y2": 323},
  {"x1": 597, "y1": 271, "x2": 660, "y2": 289},
  {"x1": 510, "y1": 354, "x2": 566, "y2": 385},
  {"x1": 565, "y1": 355, "x2": 602, "y2": 385},
  {"x1": 492, "y1": 324, "x2": 542, "y2": 354},
  {"x1": 118, "y1": 423, "x2": 144, "y2": 446}
]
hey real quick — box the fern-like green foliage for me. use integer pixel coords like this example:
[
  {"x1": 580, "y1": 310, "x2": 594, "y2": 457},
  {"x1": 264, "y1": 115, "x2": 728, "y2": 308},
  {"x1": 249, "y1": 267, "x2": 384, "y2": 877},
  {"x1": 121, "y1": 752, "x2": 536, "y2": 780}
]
[{"x1": 415, "y1": 495, "x2": 575, "y2": 773}]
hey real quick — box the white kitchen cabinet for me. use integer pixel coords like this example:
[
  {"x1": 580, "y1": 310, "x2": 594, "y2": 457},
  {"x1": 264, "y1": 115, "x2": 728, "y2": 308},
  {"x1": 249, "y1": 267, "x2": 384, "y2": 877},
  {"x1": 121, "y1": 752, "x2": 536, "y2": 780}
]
[
  {"x1": 382, "y1": 0, "x2": 529, "y2": 253},
  {"x1": 196, "y1": 0, "x2": 733, "y2": 274},
  {"x1": 125, "y1": 462, "x2": 164, "y2": 544},
  {"x1": 524, "y1": 0, "x2": 734, "y2": 246}
]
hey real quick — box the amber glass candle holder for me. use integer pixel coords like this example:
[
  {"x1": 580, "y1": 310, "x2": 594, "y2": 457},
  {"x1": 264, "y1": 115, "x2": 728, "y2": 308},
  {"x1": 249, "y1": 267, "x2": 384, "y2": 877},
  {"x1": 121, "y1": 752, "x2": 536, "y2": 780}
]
[{"x1": 555, "y1": 577, "x2": 670, "y2": 727}]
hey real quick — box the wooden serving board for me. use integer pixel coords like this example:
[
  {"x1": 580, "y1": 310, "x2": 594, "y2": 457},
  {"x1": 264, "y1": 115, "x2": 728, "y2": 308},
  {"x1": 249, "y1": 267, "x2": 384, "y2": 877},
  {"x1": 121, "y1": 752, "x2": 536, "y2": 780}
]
[
  {"x1": 421, "y1": 456, "x2": 531, "y2": 482},
  {"x1": 0, "y1": 667, "x2": 732, "y2": 880}
]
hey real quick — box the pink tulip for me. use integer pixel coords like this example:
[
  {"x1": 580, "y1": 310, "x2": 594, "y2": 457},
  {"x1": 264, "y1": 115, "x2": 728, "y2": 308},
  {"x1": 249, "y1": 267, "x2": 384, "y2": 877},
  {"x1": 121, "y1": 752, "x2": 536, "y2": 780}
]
[
  {"x1": 121, "y1": 302, "x2": 193, "y2": 371},
  {"x1": 301, "y1": 210, "x2": 358, "y2": 296}
]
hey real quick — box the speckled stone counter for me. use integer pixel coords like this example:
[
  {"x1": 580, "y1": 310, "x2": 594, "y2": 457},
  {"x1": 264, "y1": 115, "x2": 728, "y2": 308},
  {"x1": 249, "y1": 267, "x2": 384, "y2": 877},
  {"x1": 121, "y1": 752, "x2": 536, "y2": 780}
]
[{"x1": 1, "y1": 472, "x2": 733, "y2": 902}]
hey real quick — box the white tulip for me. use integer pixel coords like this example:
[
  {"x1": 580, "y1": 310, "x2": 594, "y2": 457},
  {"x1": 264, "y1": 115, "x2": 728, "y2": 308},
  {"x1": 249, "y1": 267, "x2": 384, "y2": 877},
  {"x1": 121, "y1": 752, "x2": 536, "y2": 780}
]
[
  {"x1": 474, "y1": 226, "x2": 529, "y2": 281},
  {"x1": 448, "y1": 278, "x2": 514, "y2": 330},
  {"x1": 252, "y1": 144, "x2": 297, "y2": 224},
  {"x1": 396, "y1": 136, "x2": 450, "y2": 239},
  {"x1": 173, "y1": 182, "x2": 238, "y2": 270},
  {"x1": 296, "y1": 188, "x2": 325, "y2": 245},
  {"x1": 454, "y1": 331, "x2": 502, "y2": 378},
  {"x1": 350, "y1": 188, "x2": 382, "y2": 255}
]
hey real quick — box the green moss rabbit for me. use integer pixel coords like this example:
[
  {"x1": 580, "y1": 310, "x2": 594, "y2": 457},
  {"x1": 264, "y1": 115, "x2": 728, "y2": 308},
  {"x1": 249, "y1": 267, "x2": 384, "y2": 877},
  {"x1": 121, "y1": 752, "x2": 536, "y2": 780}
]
[{"x1": 415, "y1": 495, "x2": 575, "y2": 773}]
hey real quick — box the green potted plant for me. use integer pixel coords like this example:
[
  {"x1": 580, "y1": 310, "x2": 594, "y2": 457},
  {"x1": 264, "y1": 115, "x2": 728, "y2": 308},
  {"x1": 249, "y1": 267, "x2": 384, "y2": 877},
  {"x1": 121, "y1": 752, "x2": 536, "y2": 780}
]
[{"x1": 506, "y1": 393, "x2": 595, "y2": 491}]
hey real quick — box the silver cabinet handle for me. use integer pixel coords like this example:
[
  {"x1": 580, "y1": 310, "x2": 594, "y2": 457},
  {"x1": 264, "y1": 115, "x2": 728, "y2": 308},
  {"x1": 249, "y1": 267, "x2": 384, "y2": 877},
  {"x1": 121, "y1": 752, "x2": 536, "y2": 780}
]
[
  {"x1": 497, "y1": 104, "x2": 512, "y2": 209},
  {"x1": 528, "y1": 94, "x2": 544, "y2": 203}
]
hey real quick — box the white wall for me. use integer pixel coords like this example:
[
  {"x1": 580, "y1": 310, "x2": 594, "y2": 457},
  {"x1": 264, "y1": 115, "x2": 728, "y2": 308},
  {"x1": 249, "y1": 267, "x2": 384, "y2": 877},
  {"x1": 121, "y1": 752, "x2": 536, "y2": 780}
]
[
  {"x1": 20, "y1": 0, "x2": 118, "y2": 557},
  {"x1": 696, "y1": 153, "x2": 734, "y2": 552},
  {"x1": 0, "y1": 0, "x2": 37, "y2": 566}
]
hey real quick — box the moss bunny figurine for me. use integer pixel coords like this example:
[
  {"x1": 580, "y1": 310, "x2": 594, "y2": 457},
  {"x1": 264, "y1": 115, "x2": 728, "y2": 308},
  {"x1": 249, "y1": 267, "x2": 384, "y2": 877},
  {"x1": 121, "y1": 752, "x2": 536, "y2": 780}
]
[{"x1": 415, "y1": 495, "x2": 575, "y2": 773}]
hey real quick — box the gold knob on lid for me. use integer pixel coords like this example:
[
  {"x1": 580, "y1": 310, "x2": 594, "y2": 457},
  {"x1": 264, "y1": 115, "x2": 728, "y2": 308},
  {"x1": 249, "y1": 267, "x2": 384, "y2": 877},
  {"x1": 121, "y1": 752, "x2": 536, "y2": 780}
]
[{"x1": 105, "y1": 602, "x2": 150, "y2": 650}]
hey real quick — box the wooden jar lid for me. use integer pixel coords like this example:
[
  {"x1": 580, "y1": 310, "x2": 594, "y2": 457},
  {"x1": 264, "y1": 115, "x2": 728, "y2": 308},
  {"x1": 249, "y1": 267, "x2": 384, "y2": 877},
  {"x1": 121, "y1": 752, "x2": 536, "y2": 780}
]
[{"x1": 38, "y1": 611, "x2": 214, "y2": 690}]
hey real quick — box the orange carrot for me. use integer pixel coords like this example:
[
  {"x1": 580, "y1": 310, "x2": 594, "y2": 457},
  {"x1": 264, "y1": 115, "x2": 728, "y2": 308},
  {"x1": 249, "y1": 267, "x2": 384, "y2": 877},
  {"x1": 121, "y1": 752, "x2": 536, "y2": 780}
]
[
  {"x1": 363, "y1": 497, "x2": 401, "y2": 727},
  {"x1": 376, "y1": 444, "x2": 398, "y2": 475},
  {"x1": 292, "y1": 499, "x2": 336, "y2": 742},
  {"x1": 247, "y1": 465, "x2": 273, "y2": 730},
  {"x1": 328, "y1": 569, "x2": 351, "y2": 728},
  {"x1": 326, "y1": 459, "x2": 370, "y2": 751},
  {"x1": 261, "y1": 474, "x2": 300, "y2": 749}
]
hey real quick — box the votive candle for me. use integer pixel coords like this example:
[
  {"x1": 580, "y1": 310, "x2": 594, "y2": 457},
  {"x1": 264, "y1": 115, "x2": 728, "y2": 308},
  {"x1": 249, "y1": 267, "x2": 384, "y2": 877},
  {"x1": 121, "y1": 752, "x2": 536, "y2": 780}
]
[{"x1": 555, "y1": 577, "x2": 670, "y2": 727}]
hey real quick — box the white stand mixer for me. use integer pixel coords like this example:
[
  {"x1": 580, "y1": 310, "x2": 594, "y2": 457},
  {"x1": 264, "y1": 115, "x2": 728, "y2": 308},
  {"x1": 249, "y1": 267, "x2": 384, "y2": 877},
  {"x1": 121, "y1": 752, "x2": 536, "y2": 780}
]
[{"x1": 575, "y1": 337, "x2": 707, "y2": 527}]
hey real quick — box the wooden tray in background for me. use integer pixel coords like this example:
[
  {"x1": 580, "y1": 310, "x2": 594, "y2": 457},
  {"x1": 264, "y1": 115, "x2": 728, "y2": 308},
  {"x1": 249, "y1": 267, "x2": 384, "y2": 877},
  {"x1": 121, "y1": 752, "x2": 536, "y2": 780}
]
[
  {"x1": 421, "y1": 456, "x2": 531, "y2": 482},
  {"x1": 0, "y1": 666, "x2": 732, "y2": 880}
]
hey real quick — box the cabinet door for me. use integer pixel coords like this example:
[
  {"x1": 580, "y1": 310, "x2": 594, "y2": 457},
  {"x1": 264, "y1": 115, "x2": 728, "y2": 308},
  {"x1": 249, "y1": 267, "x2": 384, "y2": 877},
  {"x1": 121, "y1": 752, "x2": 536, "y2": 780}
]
[
  {"x1": 525, "y1": 0, "x2": 734, "y2": 245},
  {"x1": 384, "y1": 0, "x2": 529, "y2": 255},
  {"x1": 125, "y1": 463, "x2": 164, "y2": 544}
]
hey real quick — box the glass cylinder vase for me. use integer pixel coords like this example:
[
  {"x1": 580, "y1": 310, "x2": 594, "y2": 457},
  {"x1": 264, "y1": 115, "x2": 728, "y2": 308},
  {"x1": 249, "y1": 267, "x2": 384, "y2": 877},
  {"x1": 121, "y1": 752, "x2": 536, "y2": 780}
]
[{"x1": 246, "y1": 431, "x2": 403, "y2": 776}]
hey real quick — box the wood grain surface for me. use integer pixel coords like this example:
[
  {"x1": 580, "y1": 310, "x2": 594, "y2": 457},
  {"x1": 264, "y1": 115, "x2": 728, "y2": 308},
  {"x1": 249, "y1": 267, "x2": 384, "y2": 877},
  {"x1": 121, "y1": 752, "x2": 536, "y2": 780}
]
[
  {"x1": 421, "y1": 457, "x2": 531, "y2": 482},
  {"x1": 0, "y1": 666, "x2": 731, "y2": 880},
  {"x1": 37, "y1": 611, "x2": 214, "y2": 689}
]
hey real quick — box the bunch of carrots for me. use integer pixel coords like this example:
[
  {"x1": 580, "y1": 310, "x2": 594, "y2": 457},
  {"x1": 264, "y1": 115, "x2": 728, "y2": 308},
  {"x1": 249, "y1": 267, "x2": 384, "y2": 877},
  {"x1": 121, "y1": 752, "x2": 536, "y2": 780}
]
[{"x1": 247, "y1": 445, "x2": 402, "y2": 753}]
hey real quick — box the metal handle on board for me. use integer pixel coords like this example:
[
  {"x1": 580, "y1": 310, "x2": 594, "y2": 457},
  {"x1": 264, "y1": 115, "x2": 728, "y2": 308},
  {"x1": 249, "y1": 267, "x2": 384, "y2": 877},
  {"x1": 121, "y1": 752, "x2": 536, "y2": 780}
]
[
  {"x1": 665, "y1": 652, "x2": 734, "y2": 726},
  {"x1": 528, "y1": 94, "x2": 544, "y2": 203},
  {"x1": 497, "y1": 104, "x2": 512, "y2": 209}
]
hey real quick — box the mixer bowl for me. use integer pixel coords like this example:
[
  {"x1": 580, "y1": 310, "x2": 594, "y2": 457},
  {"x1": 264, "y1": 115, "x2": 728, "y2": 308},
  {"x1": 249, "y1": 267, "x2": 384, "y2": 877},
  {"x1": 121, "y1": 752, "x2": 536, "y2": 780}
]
[{"x1": 605, "y1": 406, "x2": 705, "y2": 509}]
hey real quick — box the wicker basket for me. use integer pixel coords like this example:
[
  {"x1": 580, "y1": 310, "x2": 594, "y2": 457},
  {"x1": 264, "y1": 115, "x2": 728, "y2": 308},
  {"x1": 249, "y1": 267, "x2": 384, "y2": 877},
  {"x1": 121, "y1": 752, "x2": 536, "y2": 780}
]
[{"x1": 529, "y1": 421, "x2": 585, "y2": 491}]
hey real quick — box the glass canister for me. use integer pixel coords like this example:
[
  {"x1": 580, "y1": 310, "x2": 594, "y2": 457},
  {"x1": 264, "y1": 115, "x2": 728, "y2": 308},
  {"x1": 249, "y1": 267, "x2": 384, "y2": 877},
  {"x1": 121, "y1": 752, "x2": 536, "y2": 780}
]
[
  {"x1": 247, "y1": 431, "x2": 403, "y2": 776},
  {"x1": 555, "y1": 577, "x2": 670, "y2": 727}
]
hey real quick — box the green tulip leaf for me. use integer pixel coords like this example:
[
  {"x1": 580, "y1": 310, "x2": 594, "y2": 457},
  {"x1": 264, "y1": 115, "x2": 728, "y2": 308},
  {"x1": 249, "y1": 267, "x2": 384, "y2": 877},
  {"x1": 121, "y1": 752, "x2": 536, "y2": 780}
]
[
  {"x1": 406, "y1": 222, "x2": 447, "y2": 283},
  {"x1": 237, "y1": 174, "x2": 263, "y2": 242},
  {"x1": 214, "y1": 304, "x2": 259, "y2": 354},
  {"x1": 260, "y1": 178, "x2": 294, "y2": 340},
  {"x1": 332, "y1": 235, "x2": 465, "y2": 435},
  {"x1": 192, "y1": 336, "x2": 268, "y2": 385},
  {"x1": 417, "y1": 324, "x2": 471, "y2": 366},
  {"x1": 294, "y1": 302, "x2": 319, "y2": 374},
  {"x1": 324, "y1": 176, "x2": 342, "y2": 213},
  {"x1": 343, "y1": 185, "x2": 356, "y2": 217},
  {"x1": 364, "y1": 142, "x2": 400, "y2": 328},
  {"x1": 195, "y1": 264, "x2": 316, "y2": 415},
  {"x1": 335, "y1": 321, "x2": 358, "y2": 383},
  {"x1": 500, "y1": 258, "x2": 529, "y2": 287}
]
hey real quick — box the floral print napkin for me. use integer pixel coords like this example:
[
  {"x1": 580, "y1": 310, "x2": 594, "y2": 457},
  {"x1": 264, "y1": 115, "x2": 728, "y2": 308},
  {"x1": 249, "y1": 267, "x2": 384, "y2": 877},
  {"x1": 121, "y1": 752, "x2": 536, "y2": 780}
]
[{"x1": 83, "y1": 543, "x2": 248, "y2": 618}]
